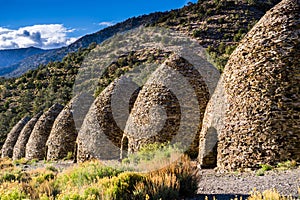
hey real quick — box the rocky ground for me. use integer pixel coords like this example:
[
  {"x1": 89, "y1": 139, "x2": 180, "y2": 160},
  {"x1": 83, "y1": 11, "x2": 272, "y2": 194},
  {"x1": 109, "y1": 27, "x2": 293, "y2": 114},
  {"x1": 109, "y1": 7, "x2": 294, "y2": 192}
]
[{"x1": 194, "y1": 168, "x2": 300, "y2": 200}]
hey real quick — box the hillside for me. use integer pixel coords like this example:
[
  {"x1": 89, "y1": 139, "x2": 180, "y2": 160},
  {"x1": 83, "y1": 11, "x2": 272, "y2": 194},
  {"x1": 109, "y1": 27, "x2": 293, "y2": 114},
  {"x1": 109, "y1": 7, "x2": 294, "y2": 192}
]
[
  {"x1": 1, "y1": 0, "x2": 280, "y2": 77},
  {"x1": 0, "y1": 47, "x2": 48, "y2": 76},
  {"x1": 0, "y1": 0, "x2": 281, "y2": 145},
  {"x1": 0, "y1": 0, "x2": 299, "y2": 198},
  {"x1": 0, "y1": 45, "x2": 172, "y2": 146},
  {"x1": 0, "y1": 44, "x2": 96, "y2": 146},
  {"x1": 1, "y1": 12, "x2": 165, "y2": 78},
  {"x1": 151, "y1": 0, "x2": 280, "y2": 70}
]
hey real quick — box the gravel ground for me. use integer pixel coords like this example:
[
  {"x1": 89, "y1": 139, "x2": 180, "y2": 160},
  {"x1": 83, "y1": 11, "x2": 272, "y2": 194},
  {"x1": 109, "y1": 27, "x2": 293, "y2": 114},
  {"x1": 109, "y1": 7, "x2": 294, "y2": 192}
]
[{"x1": 193, "y1": 168, "x2": 300, "y2": 200}]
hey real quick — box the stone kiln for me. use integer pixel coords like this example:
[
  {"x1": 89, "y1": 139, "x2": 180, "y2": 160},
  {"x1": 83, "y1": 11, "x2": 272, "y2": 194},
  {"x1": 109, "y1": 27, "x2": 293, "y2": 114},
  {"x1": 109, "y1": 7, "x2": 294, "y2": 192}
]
[
  {"x1": 1, "y1": 116, "x2": 30, "y2": 158},
  {"x1": 199, "y1": 0, "x2": 300, "y2": 170},
  {"x1": 25, "y1": 103, "x2": 64, "y2": 160},
  {"x1": 12, "y1": 113, "x2": 42, "y2": 160}
]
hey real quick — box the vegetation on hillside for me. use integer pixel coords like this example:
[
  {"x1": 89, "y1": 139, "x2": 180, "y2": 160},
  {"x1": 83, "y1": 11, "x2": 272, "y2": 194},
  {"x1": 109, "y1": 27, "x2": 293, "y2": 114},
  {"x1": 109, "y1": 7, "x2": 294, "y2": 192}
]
[
  {"x1": 93, "y1": 48, "x2": 171, "y2": 97},
  {"x1": 0, "y1": 46, "x2": 171, "y2": 147},
  {"x1": 0, "y1": 0, "x2": 281, "y2": 146},
  {"x1": 152, "y1": 0, "x2": 280, "y2": 71},
  {"x1": 0, "y1": 43, "x2": 96, "y2": 146}
]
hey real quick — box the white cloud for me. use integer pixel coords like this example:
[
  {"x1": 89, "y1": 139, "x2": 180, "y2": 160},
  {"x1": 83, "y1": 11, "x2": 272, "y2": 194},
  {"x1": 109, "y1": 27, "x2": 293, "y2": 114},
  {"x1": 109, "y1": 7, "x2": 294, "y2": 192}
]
[
  {"x1": 0, "y1": 24, "x2": 78, "y2": 50},
  {"x1": 0, "y1": 27, "x2": 11, "y2": 34},
  {"x1": 99, "y1": 21, "x2": 115, "y2": 27}
]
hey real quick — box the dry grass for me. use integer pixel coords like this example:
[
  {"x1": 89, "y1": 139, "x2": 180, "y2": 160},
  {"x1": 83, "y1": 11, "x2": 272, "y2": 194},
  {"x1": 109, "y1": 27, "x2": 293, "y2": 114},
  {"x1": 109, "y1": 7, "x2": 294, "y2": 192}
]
[
  {"x1": 0, "y1": 154, "x2": 199, "y2": 200},
  {"x1": 248, "y1": 189, "x2": 298, "y2": 200}
]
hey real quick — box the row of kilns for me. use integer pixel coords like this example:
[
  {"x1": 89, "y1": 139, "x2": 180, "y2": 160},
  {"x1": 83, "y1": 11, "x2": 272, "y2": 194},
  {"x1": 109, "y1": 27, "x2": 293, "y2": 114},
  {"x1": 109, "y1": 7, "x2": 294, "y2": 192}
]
[{"x1": 1, "y1": 0, "x2": 299, "y2": 171}]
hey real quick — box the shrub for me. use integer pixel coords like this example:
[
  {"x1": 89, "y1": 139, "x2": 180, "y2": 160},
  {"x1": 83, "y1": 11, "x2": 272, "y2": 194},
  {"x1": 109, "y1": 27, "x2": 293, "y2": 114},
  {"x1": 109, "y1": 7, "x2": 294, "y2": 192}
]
[
  {"x1": 277, "y1": 160, "x2": 297, "y2": 170},
  {"x1": 56, "y1": 160, "x2": 122, "y2": 188},
  {"x1": 256, "y1": 164, "x2": 273, "y2": 176},
  {"x1": 0, "y1": 187, "x2": 28, "y2": 200},
  {"x1": 223, "y1": 33, "x2": 231, "y2": 39},
  {"x1": 13, "y1": 158, "x2": 28, "y2": 165},
  {"x1": 193, "y1": 29, "x2": 202, "y2": 37},
  {"x1": 225, "y1": 45, "x2": 236, "y2": 55},
  {"x1": 1, "y1": 172, "x2": 16, "y2": 182},
  {"x1": 249, "y1": 189, "x2": 295, "y2": 200},
  {"x1": 28, "y1": 158, "x2": 39, "y2": 165},
  {"x1": 134, "y1": 172, "x2": 180, "y2": 199},
  {"x1": 134, "y1": 155, "x2": 199, "y2": 199},
  {"x1": 124, "y1": 142, "x2": 184, "y2": 171},
  {"x1": 57, "y1": 172, "x2": 145, "y2": 200},
  {"x1": 218, "y1": 17, "x2": 224, "y2": 23},
  {"x1": 0, "y1": 154, "x2": 199, "y2": 199},
  {"x1": 64, "y1": 152, "x2": 74, "y2": 160},
  {"x1": 206, "y1": 45, "x2": 214, "y2": 53},
  {"x1": 103, "y1": 172, "x2": 145, "y2": 199},
  {"x1": 46, "y1": 165, "x2": 58, "y2": 173}
]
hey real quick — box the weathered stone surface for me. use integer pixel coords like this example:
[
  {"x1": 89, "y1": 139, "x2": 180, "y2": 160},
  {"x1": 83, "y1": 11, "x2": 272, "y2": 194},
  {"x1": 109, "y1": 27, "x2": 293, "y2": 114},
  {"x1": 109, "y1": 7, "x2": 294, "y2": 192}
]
[
  {"x1": 1, "y1": 116, "x2": 30, "y2": 158},
  {"x1": 124, "y1": 54, "x2": 210, "y2": 158},
  {"x1": 77, "y1": 76, "x2": 140, "y2": 162},
  {"x1": 72, "y1": 92, "x2": 95, "y2": 132},
  {"x1": 198, "y1": 76, "x2": 227, "y2": 168},
  {"x1": 12, "y1": 112, "x2": 42, "y2": 160},
  {"x1": 215, "y1": 0, "x2": 300, "y2": 171},
  {"x1": 25, "y1": 103, "x2": 64, "y2": 160},
  {"x1": 46, "y1": 99, "x2": 78, "y2": 161}
]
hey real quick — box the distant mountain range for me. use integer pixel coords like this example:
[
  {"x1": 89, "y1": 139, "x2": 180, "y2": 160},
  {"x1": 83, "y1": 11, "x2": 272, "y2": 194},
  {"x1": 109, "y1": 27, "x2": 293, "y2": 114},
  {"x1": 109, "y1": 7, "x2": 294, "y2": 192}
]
[
  {"x1": 0, "y1": 12, "x2": 165, "y2": 77},
  {"x1": 0, "y1": 47, "x2": 49, "y2": 76},
  {"x1": 0, "y1": 0, "x2": 279, "y2": 77}
]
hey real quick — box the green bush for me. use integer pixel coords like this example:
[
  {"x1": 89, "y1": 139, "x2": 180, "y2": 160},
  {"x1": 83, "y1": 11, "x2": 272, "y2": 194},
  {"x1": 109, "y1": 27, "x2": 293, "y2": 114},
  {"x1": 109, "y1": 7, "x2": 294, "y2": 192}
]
[
  {"x1": 104, "y1": 172, "x2": 145, "y2": 199},
  {"x1": 225, "y1": 45, "x2": 236, "y2": 55},
  {"x1": 124, "y1": 142, "x2": 184, "y2": 171},
  {"x1": 256, "y1": 164, "x2": 273, "y2": 176},
  {"x1": 56, "y1": 161, "x2": 123, "y2": 188},
  {"x1": 63, "y1": 152, "x2": 74, "y2": 161},
  {"x1": 1, "y1": 172, "x2": 16, "y2": 182},
  {"x1": 277, "y1": 160, "x2": 297, "y2": 170},
  {"x1": 193, "y1": 29, "x2": 202, "y2": 37},
  {"x1": 0, "y1": 156, "x2": 199, "y2": 199},
  {"x1": 46, "y1": 165, "x2": 58, "y2": 173},
  {"x1": 0, "y1": 188, "x2": 28, "y2": 200}
]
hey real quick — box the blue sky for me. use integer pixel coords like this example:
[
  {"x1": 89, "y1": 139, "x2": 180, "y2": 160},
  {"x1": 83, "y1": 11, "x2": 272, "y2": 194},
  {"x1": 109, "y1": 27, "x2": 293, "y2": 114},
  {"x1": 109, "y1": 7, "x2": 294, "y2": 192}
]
[{"x1": 0, "y1": 0, "x2": 197, "y2": 49}]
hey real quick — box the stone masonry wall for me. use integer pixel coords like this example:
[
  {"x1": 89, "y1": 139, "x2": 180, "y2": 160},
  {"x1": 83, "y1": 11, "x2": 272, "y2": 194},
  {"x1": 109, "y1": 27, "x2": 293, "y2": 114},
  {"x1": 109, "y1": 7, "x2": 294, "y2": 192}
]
[
  {"x1": 217, "y1": 0, "x2": 300, "y2": 170},
  {"x1": 125, "y1": 54, "x2": 210, "y2": 158},
  {"x1": 12, "y1": 113, "x2": 42, "y2": 160},
  {"x1": 198, "y1": 76, "x2": 227, "y2": 168},
  {"x1": 1, "y1": 116, "x2": 30, "y2": 158},
  {"x1": 77, "y1": 76, "x2": 139, "y2": 162},
  {"x1": 25, "y1": 103, "x2": 64, "y2": 160},
  {"x1": 46, "y1": 99, "x2": 78, "y2": 161}
]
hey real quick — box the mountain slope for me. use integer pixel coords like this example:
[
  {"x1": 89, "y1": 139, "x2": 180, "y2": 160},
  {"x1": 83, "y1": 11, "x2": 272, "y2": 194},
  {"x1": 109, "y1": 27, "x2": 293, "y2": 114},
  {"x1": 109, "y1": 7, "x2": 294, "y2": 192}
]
[
  {"x1": 1, "y1": 0, "x2": 280, "y2": 77},
  {"x1": 0, "y1": 0, "x2": 282, "y2": 145},
  {"x1": 0, "y1": 47, "x2": 48, "y2": 75},
  {"x1": 151, "y1": 0, "x2": 281, "y2": 70},
  {"x1": 2, "y1": 12, "x2": 166, "y2": 77},
  {"x1": 0, "y1": 45, "x2": 96, "y2": 146}
]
